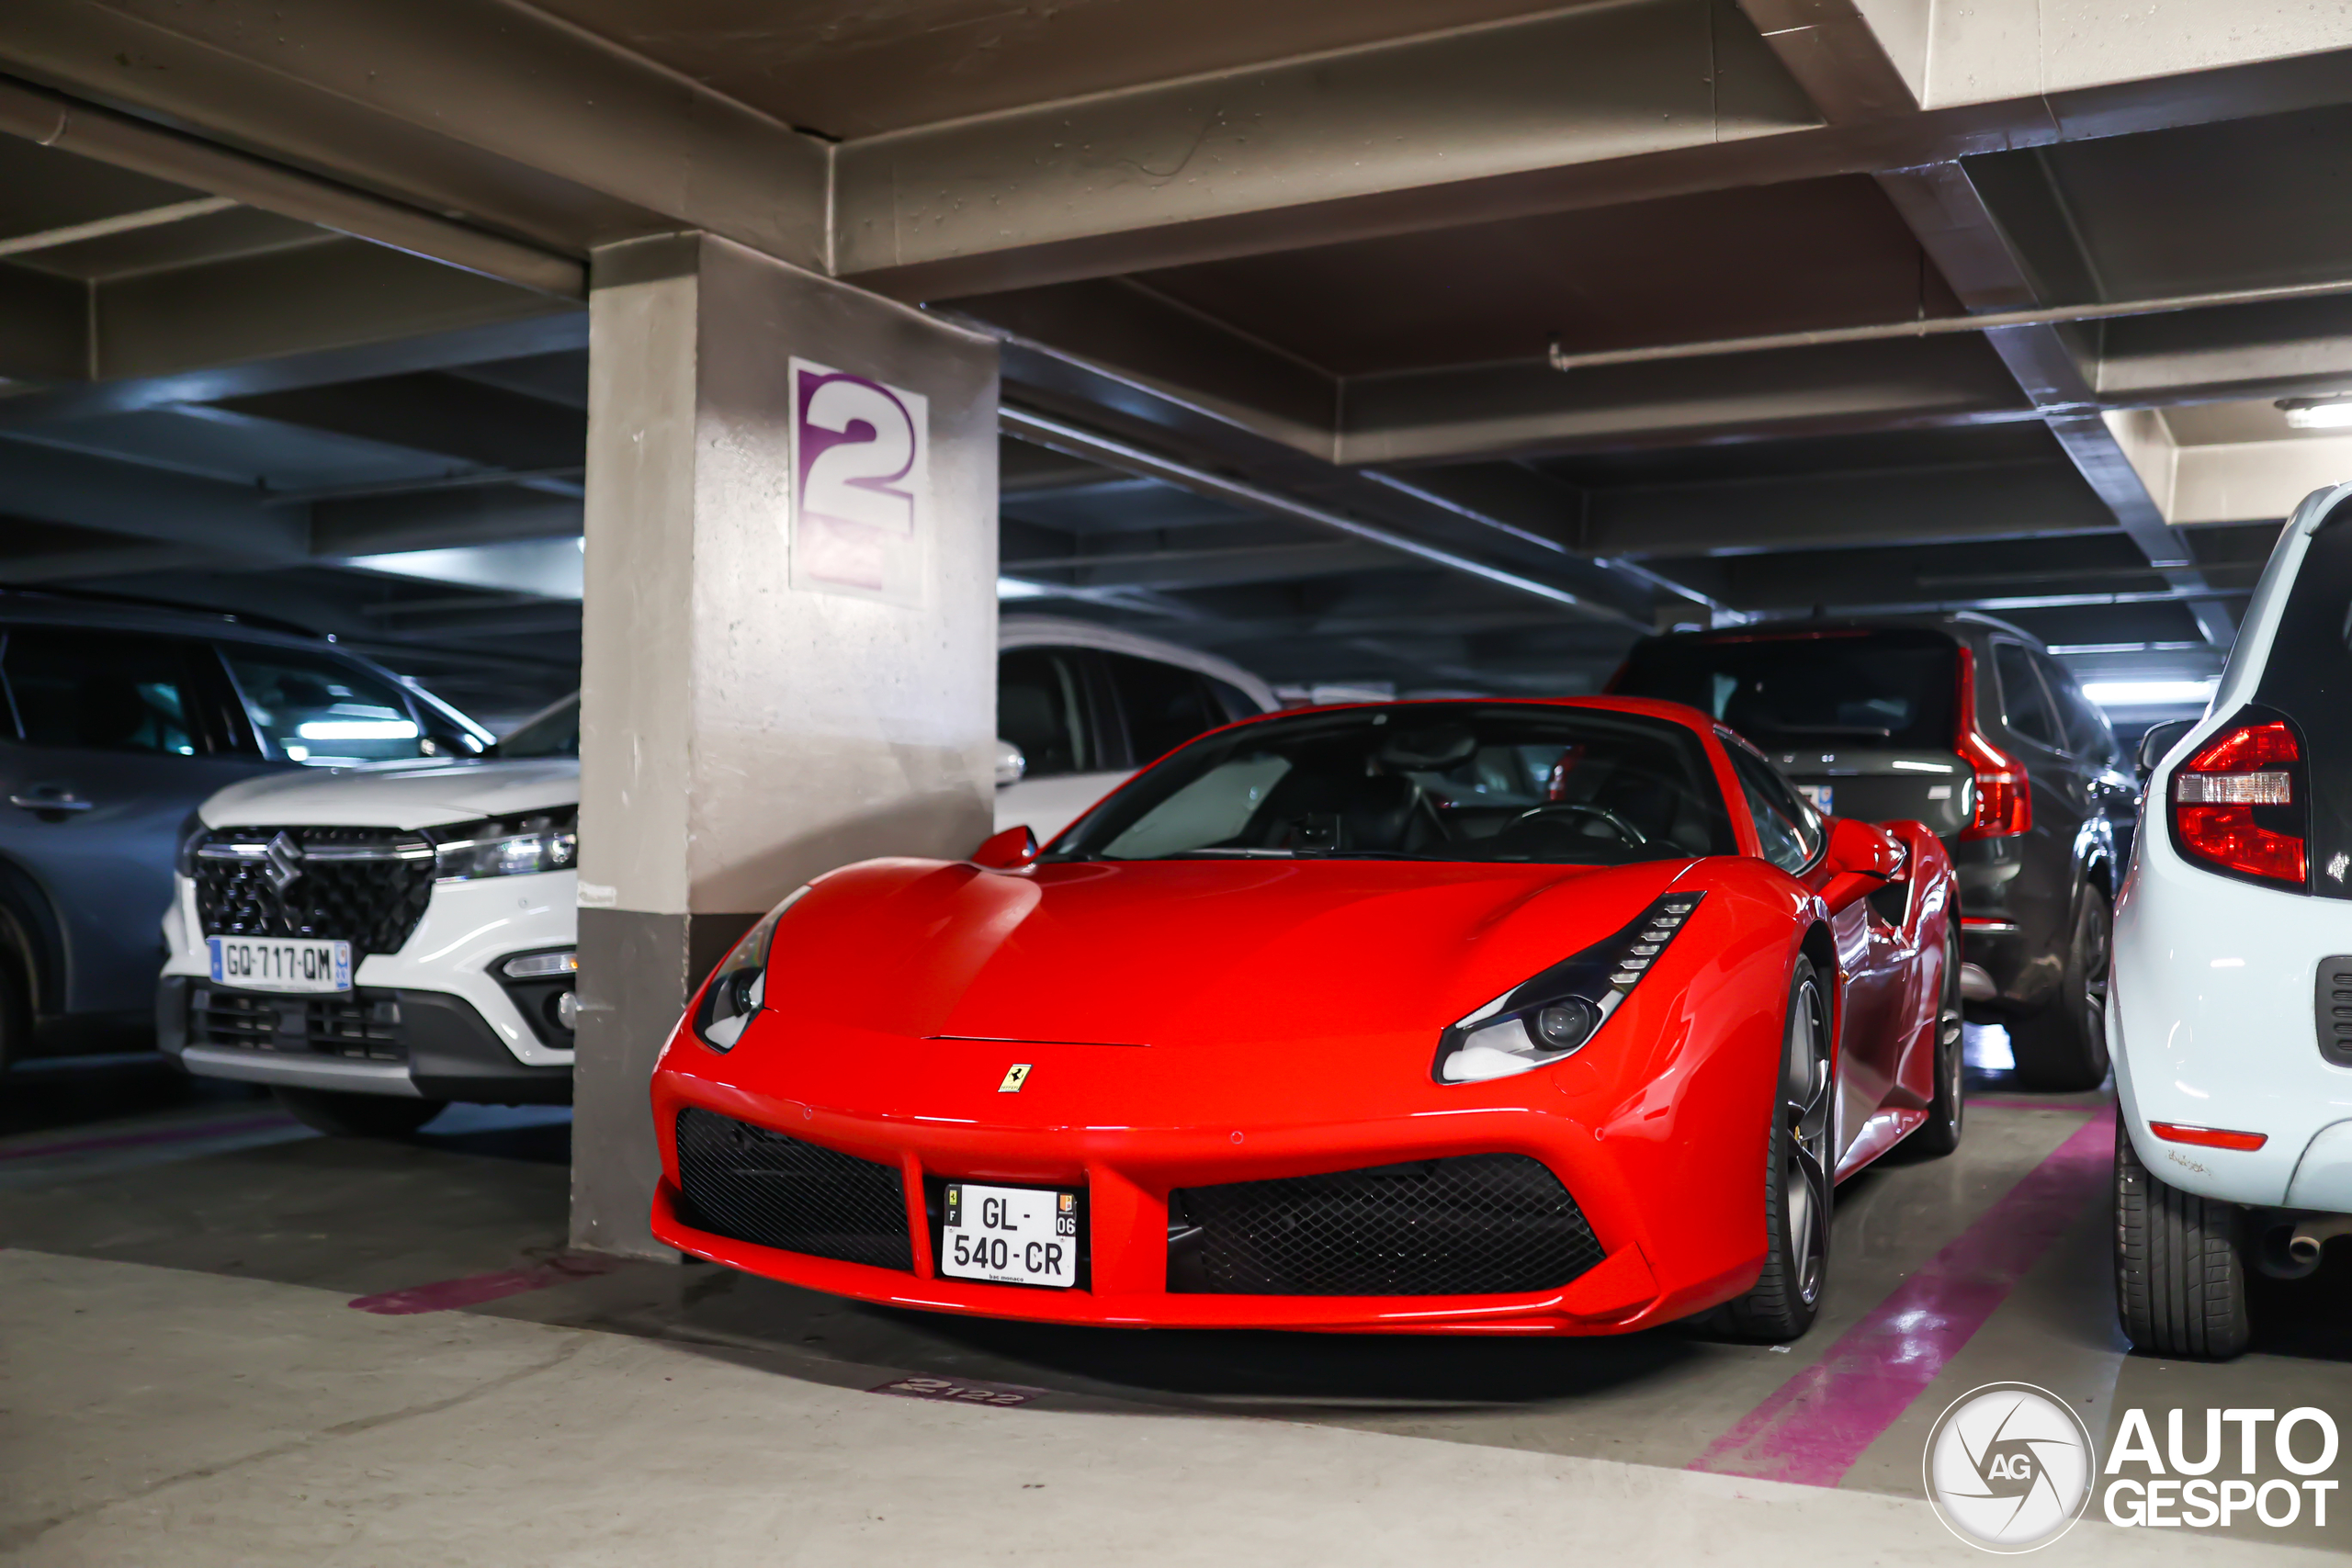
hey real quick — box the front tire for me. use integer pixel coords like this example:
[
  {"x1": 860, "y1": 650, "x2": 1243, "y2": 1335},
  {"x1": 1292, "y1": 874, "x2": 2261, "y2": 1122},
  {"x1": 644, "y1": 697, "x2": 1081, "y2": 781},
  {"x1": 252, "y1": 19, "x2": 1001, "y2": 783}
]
[
  {"x1": 2115, "y1": 1124, "x2": 2251, "y2": 1359},
  {"x1": 2011, "y1": 888, "x2": 2111, "y2": 1091},
  {"x1": 273, "y1": 1087, "x2": 447, "y2": 1138},
  {"x1": 1719, "y1": 957, "x2": 1834, "y2": 1342}
]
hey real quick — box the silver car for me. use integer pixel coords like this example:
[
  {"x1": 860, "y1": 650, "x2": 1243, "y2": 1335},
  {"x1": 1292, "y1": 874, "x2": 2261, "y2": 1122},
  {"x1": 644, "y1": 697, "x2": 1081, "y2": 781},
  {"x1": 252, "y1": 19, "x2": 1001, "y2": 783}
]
[{"x1": 0, "y1": 591, "x2": 489, "y2": 1069}]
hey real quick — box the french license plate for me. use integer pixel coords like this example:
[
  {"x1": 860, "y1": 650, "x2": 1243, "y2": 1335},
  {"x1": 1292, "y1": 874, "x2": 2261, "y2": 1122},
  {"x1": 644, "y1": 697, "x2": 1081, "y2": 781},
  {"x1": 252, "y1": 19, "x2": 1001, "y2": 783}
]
[
  {"x1": 1797, "y1": 783, "x2": 1834, "y2": 816},
  {"x1": 939, "y1": 1181, "x2": 1079, "y2": 1288},
  {"x1": 207, "y1": 936, "x2": 352, "y2": 993}
]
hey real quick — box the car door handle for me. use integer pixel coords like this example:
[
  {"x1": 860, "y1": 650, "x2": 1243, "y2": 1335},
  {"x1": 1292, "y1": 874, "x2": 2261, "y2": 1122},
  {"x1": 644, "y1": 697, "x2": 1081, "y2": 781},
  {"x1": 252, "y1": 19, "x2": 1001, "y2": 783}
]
[{"x1": 9, "y1": 792, "x2": 93, "y2": 813}]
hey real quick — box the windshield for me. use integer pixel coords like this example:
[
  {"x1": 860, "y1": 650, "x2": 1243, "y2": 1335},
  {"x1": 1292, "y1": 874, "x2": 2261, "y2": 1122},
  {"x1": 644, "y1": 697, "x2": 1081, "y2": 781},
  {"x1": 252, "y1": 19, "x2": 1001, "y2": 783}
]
[
  {"x1": 495, "y1": 695, "x2": 579, "y2": 759},
  {"x1": 1613, "y1": 629, "x2": 1959, "y2": 750},
  {"x1": 1052, "y1": 705, "x2": 1736, "y2": 866}
]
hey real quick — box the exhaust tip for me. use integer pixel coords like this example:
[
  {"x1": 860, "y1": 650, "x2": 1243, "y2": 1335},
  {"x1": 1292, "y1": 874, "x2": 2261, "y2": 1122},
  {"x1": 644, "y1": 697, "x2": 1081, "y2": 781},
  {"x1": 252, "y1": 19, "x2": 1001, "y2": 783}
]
[{"x1": 1958, "y1": 963, "x2": 1997, "y2": 1003}]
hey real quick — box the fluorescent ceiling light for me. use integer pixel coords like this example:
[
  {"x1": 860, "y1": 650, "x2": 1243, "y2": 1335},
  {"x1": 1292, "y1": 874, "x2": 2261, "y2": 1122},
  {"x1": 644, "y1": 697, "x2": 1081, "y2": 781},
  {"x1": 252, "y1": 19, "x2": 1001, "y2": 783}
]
[
  {"x1": 297, "y1": 718, "x2": 421, "y2": 740},
  {"x1": 344, "y1": 538, "x2": 585, "y2": 600},
  {"x1": 2278, "y1": 397, "x2": 2352, "y2": 430},
  {"x1": 2082, "y1": 678, "x2": 2218, "y2": 707},
  {"x1": 997, "y1": 576, "x2": 1053, "y2": 599}
]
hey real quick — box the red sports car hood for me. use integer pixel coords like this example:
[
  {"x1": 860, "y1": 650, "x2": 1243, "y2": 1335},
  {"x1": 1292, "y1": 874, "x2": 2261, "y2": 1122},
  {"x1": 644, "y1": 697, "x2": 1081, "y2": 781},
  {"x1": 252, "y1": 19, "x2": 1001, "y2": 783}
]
[{"x1": 769, "y1": 856, "x2": 1702, "y2": 1048}]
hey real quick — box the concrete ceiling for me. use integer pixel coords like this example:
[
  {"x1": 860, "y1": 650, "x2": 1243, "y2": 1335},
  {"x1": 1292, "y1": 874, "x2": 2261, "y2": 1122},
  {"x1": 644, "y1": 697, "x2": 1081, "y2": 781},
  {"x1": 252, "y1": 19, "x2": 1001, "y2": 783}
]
[{"x1": 1, "y1": 0, "x2": 2350, "y2": 716}]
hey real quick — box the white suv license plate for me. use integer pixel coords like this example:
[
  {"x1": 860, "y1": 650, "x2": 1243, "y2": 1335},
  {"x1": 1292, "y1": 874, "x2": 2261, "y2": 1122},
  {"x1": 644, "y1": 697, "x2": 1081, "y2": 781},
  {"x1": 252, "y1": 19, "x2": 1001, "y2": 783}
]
[
  {"x1": 208, "y1": 936, "x2": 352, "y2": 994},
  {"x1": 939, "y1": 1181, "x2": 1079, "y2": 1289}
]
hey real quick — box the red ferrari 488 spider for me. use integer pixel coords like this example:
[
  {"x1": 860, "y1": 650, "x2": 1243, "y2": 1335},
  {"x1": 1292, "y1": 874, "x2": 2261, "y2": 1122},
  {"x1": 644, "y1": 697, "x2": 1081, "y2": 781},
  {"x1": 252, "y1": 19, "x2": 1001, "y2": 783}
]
[{"x1": 650, "y1": 698, "x2": 1960, "y2": 1340}]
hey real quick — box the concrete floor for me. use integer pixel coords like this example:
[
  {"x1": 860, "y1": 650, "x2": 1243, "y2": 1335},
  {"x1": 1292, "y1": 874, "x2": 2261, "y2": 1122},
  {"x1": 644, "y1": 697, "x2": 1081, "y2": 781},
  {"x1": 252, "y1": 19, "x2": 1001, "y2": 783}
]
[{"x1": 5, "y1": 1054, "x2": 2350, "y2": 1565}]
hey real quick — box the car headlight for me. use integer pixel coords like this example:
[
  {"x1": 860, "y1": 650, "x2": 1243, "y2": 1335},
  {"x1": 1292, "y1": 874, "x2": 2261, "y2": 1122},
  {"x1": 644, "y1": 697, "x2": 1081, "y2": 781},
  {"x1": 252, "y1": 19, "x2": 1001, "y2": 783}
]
[
  {"x1": 694, "y1": 886, "x2": 810, "y2": 1051},
  {"x1": 1434, "y1": 892, "x2": 1702, "y2": 1084},
  {"x1": 433, "y1": 809, "x2": 578, "y2": 881}
]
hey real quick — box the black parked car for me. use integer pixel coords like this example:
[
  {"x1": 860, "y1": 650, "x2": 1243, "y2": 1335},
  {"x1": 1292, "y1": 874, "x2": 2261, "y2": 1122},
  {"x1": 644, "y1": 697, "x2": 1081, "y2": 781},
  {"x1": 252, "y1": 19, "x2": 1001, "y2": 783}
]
[
  {"x1": 1611, "y1": 615, "x2": 2138, "y2": 1089},
  {"x1": 0, "y1": 592, "x2": 490, "y2": 1068}
]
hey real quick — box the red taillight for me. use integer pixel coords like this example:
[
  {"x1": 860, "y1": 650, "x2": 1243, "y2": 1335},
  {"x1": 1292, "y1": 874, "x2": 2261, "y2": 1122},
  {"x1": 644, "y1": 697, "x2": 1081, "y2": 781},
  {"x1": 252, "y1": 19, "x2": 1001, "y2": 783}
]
[
  {"x1": 1954, "y1": 648, "x2": 2030, "y2": 840},
  {"x1": 2172, "y1": 719, "x2": 2305, "y2": 887},
  {"x1": 2151, "y1": 1122, "x2": 2268, "y2": 1152}
]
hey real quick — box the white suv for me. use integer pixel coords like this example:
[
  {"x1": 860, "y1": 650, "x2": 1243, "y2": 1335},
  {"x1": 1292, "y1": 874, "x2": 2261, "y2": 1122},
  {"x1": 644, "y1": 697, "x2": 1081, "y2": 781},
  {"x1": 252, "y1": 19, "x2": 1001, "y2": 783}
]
[
  {"x1": 159, "y1": 694, "x2": 580, "y2": 1136},
  {"x1": 162, "y1": 622, "x2": 1270, "y2": 1134},
  {"x1": 2112, "y1": 479, "x2": 2352, "y2": 1357}
]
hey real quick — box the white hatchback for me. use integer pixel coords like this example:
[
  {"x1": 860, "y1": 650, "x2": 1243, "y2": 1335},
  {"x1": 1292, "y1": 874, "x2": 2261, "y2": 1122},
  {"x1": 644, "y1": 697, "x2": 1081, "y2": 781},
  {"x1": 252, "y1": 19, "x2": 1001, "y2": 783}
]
[{"x1": 2112, "y1": 479, "x2": 2352, "y2": 1357}]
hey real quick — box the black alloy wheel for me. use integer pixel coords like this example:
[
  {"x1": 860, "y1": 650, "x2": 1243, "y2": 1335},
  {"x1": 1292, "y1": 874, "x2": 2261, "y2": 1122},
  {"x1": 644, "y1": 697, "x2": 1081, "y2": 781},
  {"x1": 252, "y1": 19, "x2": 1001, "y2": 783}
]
[
  {"x1": 1720, "y1": 956, "x2": 1834, "y2": 1341},
  {"x1": 273, "y1": 1086, "x2": 447, "y2": 1138},
  {"x1": 2011, "y1": 889, "x2": 2112, "y2": 1091},
  {"x1": 1900, "y1": 929, "x2": 1967, "y2": 1159}
]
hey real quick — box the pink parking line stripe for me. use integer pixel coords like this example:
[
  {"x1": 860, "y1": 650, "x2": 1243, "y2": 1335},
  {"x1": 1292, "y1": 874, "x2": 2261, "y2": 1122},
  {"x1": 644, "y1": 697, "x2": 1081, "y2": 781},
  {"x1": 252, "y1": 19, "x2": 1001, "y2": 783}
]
[
  {"x1": 348, "y1": 1254, "x2": 622, "y2": 1314},
  {"x1": 0, "y1": 1112, "x2": 296, "y2": 1164},
  {"x1": 1688, "y1": 1103, "x2": 2113, "y2": 1488}
]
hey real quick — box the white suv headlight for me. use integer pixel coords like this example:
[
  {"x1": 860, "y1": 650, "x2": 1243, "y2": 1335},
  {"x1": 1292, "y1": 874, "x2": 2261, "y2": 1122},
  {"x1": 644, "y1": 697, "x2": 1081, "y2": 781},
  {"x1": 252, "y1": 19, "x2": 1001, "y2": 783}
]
[{"x1": 433, "y1": 810, "x2": 578, "y2": 881}]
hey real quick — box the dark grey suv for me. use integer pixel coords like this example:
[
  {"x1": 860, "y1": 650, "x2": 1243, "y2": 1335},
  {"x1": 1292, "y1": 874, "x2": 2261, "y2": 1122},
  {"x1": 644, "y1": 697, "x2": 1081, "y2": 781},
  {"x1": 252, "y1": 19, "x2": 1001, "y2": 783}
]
[
  {"x1": 0, "y1": 592, "x2": 490, "y2": 1068},
  {"x1": 1611, "y1": 614, "x2": 2139, "y2": 1089}
]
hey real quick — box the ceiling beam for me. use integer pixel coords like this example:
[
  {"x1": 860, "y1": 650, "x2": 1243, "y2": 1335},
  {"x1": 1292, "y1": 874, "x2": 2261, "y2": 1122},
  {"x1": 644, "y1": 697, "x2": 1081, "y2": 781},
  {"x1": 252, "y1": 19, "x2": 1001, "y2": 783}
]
[
  {"x1": 0, "y1": 3, "x2": 828, "y2": 267},
  {"x1": 0, "y1": 75, "x2": 581, "y2": 296},
  {"x1": 837, "y1": 0, "x2": 1818, "y2": 297},
  {"x1": 85, "y1": 236, "x2": 571, "y2": 386},
  {"x1": 835, "y1": 6, "x2": 2352, "y2": 298},
  {"x1": 215, "y1": 372, "x2": 587, "y2": 476},
  {"x1": 1587, "y1": 455, "x2": 2116, "y2": 558},
  {"x1": 0, "y1": 310, "x2": 585, "y2": 432},
  {"x1": 1338, "y1": 335, "x2": 2031, "y2": 465},
  {"x1": 310, "y1": 489, "x2": 586, "y2": 557},
  {"x1": 0, "y1": 194, "x2": 237, "y2": 260},
  {"x1": 1873, "y1": 159, "x2": 2234, "y2": 647},
  {"x1": 991, "y1": 332, "x2": 1663, "y2": 621},
  {"x1": 0, "y1": 436, "x2": 307, "y2": 558},
  {"x1": 1733, "y1": 0, "x2": 1918, "y2": 124},
  {"x1": 6, "y1": 0, "x2": 2352, "y2": 315},
  {"x1": 1002, "y1": 539, "x2": 1399, "y2": 592}
]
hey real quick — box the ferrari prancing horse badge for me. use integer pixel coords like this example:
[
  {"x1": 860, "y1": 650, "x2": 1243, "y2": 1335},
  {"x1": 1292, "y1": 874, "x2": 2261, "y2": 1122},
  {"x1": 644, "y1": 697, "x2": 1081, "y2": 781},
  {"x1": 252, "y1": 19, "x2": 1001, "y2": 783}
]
[{"x1": 998, "y1": 1064, "x2": 1032, "y2": 1093}]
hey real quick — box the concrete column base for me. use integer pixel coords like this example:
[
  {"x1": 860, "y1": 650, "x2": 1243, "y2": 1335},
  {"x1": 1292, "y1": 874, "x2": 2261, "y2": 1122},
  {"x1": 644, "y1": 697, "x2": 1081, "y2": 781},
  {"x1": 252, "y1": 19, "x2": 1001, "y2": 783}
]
[{"x1": 569, "y1": 906, "x2": 757, "y2": 1259}]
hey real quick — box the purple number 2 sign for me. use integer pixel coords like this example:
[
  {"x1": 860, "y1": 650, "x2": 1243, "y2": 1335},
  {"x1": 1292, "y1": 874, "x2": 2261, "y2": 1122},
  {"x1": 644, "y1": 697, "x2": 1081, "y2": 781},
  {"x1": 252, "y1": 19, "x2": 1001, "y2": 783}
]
[{"x1": 787, "y1": 358, "x2": 929, "y2": 603}]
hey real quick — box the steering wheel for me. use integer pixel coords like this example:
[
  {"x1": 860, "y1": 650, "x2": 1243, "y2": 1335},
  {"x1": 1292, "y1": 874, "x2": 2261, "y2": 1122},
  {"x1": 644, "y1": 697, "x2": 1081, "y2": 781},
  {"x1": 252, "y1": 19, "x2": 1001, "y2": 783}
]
[{"x1": 1508, "y1": 802, "x2": 1647, "y2": 847}]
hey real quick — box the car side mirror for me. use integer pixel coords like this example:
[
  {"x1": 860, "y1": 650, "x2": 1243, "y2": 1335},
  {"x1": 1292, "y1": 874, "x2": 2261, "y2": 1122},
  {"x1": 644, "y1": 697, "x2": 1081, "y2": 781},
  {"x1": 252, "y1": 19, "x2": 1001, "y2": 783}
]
[
  {"x1": 2136, "y1": 718, "x2": 2195, "y2": 785},
  {"x1": 971, "y1": 825, "x2": 1039, "y2": 869},
  {"x1": 1821, "y1": 818, "x2": 1902, "y2": 912},
  {"x1": 994, "y1": 739, "x2": 1027, "y2": 789},
  {"x1": 1827, "y1": 817, "x2": 1902, "y2": 879}
]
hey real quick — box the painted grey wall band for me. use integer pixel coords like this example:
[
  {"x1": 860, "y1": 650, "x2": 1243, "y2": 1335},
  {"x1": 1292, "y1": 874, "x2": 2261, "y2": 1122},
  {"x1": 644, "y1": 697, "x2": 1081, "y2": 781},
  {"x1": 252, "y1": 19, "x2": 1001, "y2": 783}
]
[{"x1": 571, "y1": 232, "x2": 1001, "y2": 1259}]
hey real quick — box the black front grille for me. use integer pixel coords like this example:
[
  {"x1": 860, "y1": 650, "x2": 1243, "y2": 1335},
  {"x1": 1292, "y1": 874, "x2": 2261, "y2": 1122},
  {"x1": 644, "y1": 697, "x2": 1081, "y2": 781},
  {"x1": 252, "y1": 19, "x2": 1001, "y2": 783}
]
[
  {"x1": 2318, "y1": 958, "x2": 2352, "y2": 1067},
  {"x1": 195, "y1": 826, "x2": 436, "y2": 956},
  {"x1": 1168, "y1": 1154, "x2": 1604, "y2": 1296},
  {"x1": 189, "y1": 985, "x2": 407, "y2": 1062},
  {"x1": 673, "y1": 1108, "x2": 913, "y2": 1271}
]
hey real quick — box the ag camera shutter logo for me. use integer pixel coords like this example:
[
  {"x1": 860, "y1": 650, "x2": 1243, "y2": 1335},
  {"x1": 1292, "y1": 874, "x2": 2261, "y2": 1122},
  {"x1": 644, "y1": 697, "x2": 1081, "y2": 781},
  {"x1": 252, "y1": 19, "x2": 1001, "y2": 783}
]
[{"x1": 1923, "y1": 1382, "x2": 2096, "y2": 1552}]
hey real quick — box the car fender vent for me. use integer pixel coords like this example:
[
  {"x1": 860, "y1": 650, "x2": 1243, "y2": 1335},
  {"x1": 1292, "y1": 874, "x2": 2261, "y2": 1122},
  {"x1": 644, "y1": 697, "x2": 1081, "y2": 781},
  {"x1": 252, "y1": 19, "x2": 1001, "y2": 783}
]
[{"x1": 2316, "y1": 958, "x2": 2352, "y2": 1068}]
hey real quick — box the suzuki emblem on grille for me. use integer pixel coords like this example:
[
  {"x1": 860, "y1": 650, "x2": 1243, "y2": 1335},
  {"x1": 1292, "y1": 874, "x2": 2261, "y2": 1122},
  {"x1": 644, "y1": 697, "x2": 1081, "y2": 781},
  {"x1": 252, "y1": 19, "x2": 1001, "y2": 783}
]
[
  {"x1": 998, "y1": 1064, "x2": 1032, "y2": 1093},
  {"x1": 264, "y1": 830, "x2": 305, "y2": 894}
]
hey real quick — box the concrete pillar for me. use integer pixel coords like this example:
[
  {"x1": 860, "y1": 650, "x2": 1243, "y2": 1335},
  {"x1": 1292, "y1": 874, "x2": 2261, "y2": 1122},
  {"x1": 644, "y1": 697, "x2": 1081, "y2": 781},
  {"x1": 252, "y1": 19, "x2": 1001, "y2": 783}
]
[{"x1": 569, "y1": 232, "x2": 999, "y2": 1258}]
